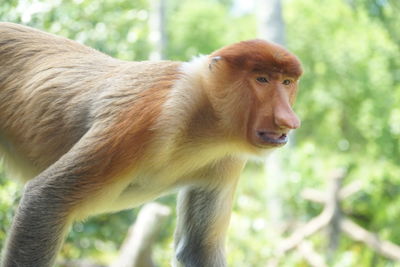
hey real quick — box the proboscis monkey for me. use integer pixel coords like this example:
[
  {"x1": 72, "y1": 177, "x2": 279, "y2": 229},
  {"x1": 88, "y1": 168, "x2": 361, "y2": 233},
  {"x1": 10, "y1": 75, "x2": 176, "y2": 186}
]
[{"x1": 0, "y1": 22, "x2": 302, "y2": 267}]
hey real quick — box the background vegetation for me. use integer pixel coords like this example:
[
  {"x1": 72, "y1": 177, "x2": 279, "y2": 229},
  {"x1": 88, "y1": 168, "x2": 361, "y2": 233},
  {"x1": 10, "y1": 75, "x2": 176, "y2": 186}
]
[{"x1": 0, "y1": 0, "x2": 399, "y2": 266}]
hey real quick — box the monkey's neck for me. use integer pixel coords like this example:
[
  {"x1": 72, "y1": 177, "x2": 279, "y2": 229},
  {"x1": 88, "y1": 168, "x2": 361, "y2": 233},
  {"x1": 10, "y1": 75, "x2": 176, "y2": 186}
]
[{"x1": 184, "y1": 93, "x2": 223, "y2": 141}]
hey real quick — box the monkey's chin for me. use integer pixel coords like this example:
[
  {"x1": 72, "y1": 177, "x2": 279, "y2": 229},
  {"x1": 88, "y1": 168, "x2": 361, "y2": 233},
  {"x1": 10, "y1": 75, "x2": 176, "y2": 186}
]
[
  {"x1": 243, "y1": 146, "x2": 276, "y2": 162},
  {"x1": 255, "y1": 141, "x2": 287, "y2": 149}
]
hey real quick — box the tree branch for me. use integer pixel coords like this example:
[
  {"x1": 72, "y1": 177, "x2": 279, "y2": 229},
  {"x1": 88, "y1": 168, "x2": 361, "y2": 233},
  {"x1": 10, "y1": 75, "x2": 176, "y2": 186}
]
[
  {"x1": 111, "y1": 203, "x2": 171, "y2": 267},
  {"x1": 341, "y1": 218, "x2": 400, "y2": 261}
]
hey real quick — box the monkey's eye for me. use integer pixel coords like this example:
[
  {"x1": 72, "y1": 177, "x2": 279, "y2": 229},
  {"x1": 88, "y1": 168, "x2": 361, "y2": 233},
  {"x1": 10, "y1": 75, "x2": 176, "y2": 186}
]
[
  {"x1": 283, "y1": 79, "x2": 292, "y2": 85},
  {"x1": 256, "y1": 77, "x2": 269, "y2": 83}
]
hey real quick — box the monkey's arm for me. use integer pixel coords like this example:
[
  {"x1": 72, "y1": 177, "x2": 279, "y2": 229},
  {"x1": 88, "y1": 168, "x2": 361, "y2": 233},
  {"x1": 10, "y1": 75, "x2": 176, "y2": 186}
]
[{"x1": 173, "y1": 158, "x2": 245, "y2": 267}]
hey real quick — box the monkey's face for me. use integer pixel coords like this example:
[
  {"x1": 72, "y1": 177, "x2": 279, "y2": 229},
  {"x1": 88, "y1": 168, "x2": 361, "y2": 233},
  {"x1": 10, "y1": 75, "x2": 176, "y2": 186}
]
[
  {"x1": 245, "y1": 72, "x2": 300, "y2": 149},
  {"x1": 209, "y1": 39, "x2": 303, "y2": 150}
]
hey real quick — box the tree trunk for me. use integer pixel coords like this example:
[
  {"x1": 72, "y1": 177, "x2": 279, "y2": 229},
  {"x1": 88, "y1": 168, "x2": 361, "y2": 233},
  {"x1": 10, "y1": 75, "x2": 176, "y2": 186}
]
[
  {"x1": 257, "y1": 0, "x2": 287, "y2": 238},
  {"x1": 257, "y1": 0, "x2": 285, "y2": 45}
]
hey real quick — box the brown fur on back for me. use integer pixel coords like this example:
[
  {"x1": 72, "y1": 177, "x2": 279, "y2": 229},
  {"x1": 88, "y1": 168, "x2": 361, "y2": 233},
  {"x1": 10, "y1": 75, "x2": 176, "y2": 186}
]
[{"x1": 0, "y1": 22, "x2": 181, "y2": 180}]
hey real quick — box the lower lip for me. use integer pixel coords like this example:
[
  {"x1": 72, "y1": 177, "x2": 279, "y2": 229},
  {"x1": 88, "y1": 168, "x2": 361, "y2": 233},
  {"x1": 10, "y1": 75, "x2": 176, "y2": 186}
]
[{"x1": 258, "y1": 134, "x2": 288, "y2": 146}]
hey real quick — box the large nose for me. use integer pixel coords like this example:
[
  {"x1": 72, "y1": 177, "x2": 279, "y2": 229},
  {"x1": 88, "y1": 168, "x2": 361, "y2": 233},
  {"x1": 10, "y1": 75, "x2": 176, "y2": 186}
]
[{"x1": 274, "y1": 101, "x2": 301, "y2": 129}]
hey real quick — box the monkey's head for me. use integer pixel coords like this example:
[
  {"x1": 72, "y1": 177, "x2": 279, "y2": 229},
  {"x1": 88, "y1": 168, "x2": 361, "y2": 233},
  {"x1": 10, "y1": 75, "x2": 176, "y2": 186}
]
[{"x1": 207, "y1": 39, "x2": 303, "y2": 150}]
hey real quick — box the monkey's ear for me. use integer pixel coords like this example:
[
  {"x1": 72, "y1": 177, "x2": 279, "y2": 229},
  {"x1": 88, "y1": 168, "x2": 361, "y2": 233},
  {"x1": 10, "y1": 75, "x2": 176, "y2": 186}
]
[{"x1": 209, "y1": 56, "x2": 222, "y2": 71}]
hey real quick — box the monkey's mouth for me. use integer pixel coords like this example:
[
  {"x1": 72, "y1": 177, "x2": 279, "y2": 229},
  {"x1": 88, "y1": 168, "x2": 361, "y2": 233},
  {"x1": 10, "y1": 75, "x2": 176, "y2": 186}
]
[{"x1": 256, "y1": 131, "x2": 288, "y2": 146}]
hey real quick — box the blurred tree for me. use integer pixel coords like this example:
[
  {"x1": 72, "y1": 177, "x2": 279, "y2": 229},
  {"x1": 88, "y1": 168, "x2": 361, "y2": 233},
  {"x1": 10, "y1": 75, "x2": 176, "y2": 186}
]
[
  {"x1": 148, "y1": 0, "x2": 167, "y2": 60},
  {"x1": 256, "y1": 0, "x2": 288, "y2": 252},
  {"x1": 256, "y1": 0, "x2": 285, "y2": 45},
  {"x1": 0, "y1": 0, "x2": 151, "y2": 60},
  {"x1": 351, "y1": 0, "x2": 400, "y2": 48},
  {"x1": 283, "y1": 0, "x2": 400, "y2": 265},
  {"x1": 165, "y1": 0, "x2": 256, "y2": 60}
]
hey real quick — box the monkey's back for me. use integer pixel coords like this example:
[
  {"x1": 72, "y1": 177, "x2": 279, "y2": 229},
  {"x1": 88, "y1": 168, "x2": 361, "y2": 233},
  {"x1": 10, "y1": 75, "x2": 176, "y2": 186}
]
[{"x1": 0, "y1": 23, "x2": 181, "y2": 181}]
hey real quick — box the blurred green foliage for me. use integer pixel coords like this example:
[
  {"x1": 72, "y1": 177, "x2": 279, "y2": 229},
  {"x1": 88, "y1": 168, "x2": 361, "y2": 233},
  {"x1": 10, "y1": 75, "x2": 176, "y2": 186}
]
[
  {"x1": 165, "y1": 0, "x2": 255, "y2": 60},
  {"x1": 0, "y1": 0, "x2": 399, "y2": 266}
]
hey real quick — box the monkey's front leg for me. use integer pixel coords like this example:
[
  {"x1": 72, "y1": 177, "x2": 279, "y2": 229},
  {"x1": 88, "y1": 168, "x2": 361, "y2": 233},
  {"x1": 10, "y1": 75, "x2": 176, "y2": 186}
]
[
  {"x1": 173, "y1": 159, "x2": 244, "y2": 267},
  {"x1": 1, "y1": 128, "x2": 119, "y2": 267},
  {"x1": 1, "y1": 174, "x2": 74, "y2": 267}
]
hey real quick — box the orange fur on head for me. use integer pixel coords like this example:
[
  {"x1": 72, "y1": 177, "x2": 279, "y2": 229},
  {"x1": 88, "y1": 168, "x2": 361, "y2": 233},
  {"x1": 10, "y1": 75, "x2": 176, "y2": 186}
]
[
  {"x1": 211, "y1": 39, "x2": 302, "y2": 77},
  {"x1": 205, "y1": 39, "x2": 303, "y2": 151}
]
